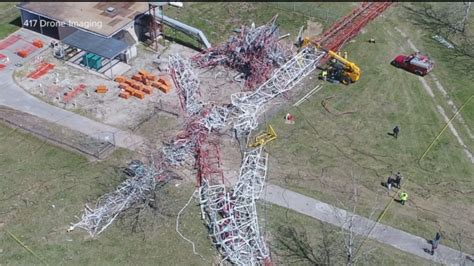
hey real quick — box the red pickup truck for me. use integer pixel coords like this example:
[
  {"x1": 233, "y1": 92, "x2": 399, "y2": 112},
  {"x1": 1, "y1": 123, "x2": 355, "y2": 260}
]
[{"x1": 391, "y1": 53, "x2": 434, "y2": 76}]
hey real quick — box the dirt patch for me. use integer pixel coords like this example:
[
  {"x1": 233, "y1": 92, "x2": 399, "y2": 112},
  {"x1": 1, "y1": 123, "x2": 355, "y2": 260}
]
[
  {"x1": 13, "y1": 40, "x2": 246, "y2": 154},
  {"x1": 14, "y1": 45, "x2": 185, "y2": 132},
  {"x1": 304, "y1": 20, "x2": 323, "y2": 38},
  {"x1": 219, "y1": 134, "x2": 243, "y2": 187},
  {"x1": 133, "y1": 108, "x2": 182, "y2": 151}
]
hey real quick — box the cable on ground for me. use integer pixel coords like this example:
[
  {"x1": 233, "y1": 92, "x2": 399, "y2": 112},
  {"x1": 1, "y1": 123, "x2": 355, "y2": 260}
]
[
  {"x1": 175, "y1": 189, "x2": 206, "y2": 260},
  {"x1": 5, "y1": 229, "x2": 49, "y2": 266},
  {"x1": 353, "y1": 94, "x2": 474, "y2": 258}
]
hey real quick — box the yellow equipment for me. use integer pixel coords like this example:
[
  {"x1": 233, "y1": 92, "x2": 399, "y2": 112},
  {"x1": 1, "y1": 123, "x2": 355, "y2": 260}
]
[
  {"x1": 248, "y1": 125, "x2": 277, "y2": 148},
  {"x1": 298, "y1": 37, "x2": 361, "y2": 85}
]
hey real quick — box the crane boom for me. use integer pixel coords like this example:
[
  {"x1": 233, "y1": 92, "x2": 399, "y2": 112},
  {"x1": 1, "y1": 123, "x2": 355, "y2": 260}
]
[
  {"x1": 326, "y1": 49, "x2": 361, "y2": 82},
  {"x1": 299, "y1": 37, "x2": 361, "y2": 83}
]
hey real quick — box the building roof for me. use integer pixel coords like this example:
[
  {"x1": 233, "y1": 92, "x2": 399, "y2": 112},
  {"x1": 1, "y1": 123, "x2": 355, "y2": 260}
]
[
  {"x1": 62, "y1": 30, "x2": 129, "y2": 59},
  {"x1": 17, "y1": 2, "x2": 150, "y2": 37}
]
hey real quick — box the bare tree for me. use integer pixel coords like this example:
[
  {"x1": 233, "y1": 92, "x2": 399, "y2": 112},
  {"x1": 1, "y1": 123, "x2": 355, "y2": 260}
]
[
  {"x1": 404, "y1": 3, "x2": 472, "y2": 36},
  {"x1": 273, "y1": 222, "x2": 342, "y2": 265},
  {"x1": 272, "y1": 173, "x2": 382, "y2": 265},
  {"x1": 331, "y1": 173, "x2": 381, "y2": 266},
  {"x1": 402, "y1": 2, "x2": 474, "y2": 59}
]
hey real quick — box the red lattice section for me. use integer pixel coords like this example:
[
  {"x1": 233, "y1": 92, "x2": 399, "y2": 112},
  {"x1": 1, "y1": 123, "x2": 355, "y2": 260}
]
[
  {"x1": 315, "y1": 2, "x2": 394, "y2": 63},
  {"x1": 27, "y1": 62, "x2": 55, "y2": 79},
  {"x1": 196, "y1": 140, "x2": 224, "y2": 187},
  {"x1": 63, "y1": 84, "x2": 87, "y2": 103}
]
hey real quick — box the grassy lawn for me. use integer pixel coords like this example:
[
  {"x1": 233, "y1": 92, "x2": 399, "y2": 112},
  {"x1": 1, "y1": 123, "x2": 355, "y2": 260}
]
[
  {"x1": 163, "y1": 2, "x2": 354, "y2": 45},
  {"x1": 264, "y1": 3, "x2": 474, "y2": 255},
  {"x1": 1, "y1": 2, "x2": 471, "y2": 263},
  {"x1": 0, "y1": 123, "x2": 216, "y2": 265},
  {"x1": 393, "y1": 3, "x2": 474, "y2": 148},
  {"x1": 0, "y1": 2, "x2": 21, "y2": 39},
  {"x1": 0, "y1": 122, "x2": 430, "y2": 264},
  {"x1": 261, "y1": 203, "x2": 432, "y2": 265}
]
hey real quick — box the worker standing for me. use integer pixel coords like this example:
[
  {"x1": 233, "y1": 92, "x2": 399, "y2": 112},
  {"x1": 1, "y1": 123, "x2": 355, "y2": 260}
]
[
  {"x1": 399, "y1": 191, "x2": 408, "y2": 205},
  {"x1": 393, "y1": 126, "x2": 400, "y2": 139},
  {"x1": 394, "y1": 172, "x2": 403, "y2": 189},
  {"x1": 386, "y1": 176, "x2": 393, "y2": 191},
  {"x1": 430, "y1": 232, "x2": 441, "y2": 255}
]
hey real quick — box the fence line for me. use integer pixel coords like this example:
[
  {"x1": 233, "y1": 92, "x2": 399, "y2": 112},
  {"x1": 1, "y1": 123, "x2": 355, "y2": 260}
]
[{"x1": 0, "y1": 106, "x2": 115, "y2": 159}]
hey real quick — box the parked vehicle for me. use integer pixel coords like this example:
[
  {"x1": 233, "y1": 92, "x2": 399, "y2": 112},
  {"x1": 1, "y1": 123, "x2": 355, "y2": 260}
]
[{"x1": 391, "y1": 52, "x2": 434, "y2": 76}]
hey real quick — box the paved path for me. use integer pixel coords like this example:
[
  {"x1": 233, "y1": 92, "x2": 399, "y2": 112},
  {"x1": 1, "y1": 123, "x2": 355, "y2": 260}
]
[
  {"x1": 0, "y1": 30, "x2": 145, "y2": 151},
  {"x1": 263, "y1": 184, "x2": 474, "y2": 265}
]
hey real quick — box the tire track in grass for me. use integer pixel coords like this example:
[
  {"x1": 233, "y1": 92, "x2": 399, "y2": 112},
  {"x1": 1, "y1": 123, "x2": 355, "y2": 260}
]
[
  {"x1": 394, "y1": 26, "x2": 473, "y2": 164},
  {"x1": 436, "y1": 105, "x2": 474, "y2": 163},
  {"x1": 431, "y1": 74, "x2": 474, "y2": 140},
  {"x1": 418, "y1": 76, "x2": 435, "y2": 98}
]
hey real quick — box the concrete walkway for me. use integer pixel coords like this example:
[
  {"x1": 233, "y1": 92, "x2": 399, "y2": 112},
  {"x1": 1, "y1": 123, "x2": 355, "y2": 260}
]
[
  {"x1": 263, "y1": 184, "x2": 474, "y2": 265},
  {"x1": 0, "y1": 30, "x2": 144, "y2": 151}
]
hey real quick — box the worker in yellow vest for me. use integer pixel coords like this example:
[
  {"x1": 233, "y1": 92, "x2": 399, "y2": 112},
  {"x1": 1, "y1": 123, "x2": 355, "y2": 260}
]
[
  {"x1": 399, "y1": 191, "x2": 408, "y2": 205},
  {"x1": 320, "y1": 70, "x2": 328, "y2": 81}
]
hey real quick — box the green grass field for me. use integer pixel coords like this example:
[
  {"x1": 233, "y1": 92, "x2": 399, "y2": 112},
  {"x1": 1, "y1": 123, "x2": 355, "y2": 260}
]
[
  {"x1": 163, "y1": 2, "x2": 354, "y2": 45},
  {"x1": 264, "y1": 3, "x2": 474, "y2": 255},
  {"x1": 1, "y1": 2, "x2": 472, "y2": 263},
  {"x1": 261, "y1": 203, "x2": 433, "y2": 265},
  {"x1": 0, "y1": 2, "x2": 20, "y2": 39},
  {"x1": 0, "y1": 124, "x2": 217, "y2": 265},
  {"x1": 395, "y1": 3, "x2": 474, "y2": 142},
  {"x1": 0, "y1": 122, "x2": 431, "y2": 264}
]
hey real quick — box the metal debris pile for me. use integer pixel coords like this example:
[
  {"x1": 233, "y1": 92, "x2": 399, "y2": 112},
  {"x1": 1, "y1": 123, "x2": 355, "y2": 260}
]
[
  {"x1": 69, "y1": 17, "x2": 327, "y2": 266},
  {"x1": 68, "y1": 161, "x2": 165, "y2": 237},
  {"x1": 170, "y1": 56, "x2": 274, "y2": 264},
  {"x1": 164, "y1": 55, "x2": 231, "y2": 168},
  {"x1": 231, "y1": 46, "x2": 326, "y2": 136},
  {"x1": 191, "y1": 15, "x2": 292, "y2": 91},
  {"x1": 68, "y1": 2, "x2": 396, "y2": 264},
  {"x1": 199, "y1": 146, "x2": 270, "y2": 265},
  {"x1": 169, "y1": 55, "x2": 203, "y2": 115},
  {"x1": 68, "y1": 45, "x2": 326, "y2": 265},
  {"x1": 193, "y1": 46, "x2": 325, "y2": 265}
]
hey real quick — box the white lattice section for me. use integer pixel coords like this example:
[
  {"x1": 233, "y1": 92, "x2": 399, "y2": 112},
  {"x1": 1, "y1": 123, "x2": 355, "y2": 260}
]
[
  {"x1": 169, "y1": 54, "x2": 203, "y2": 115},
  {"x1": 199, "y1": 147, "x2": 269, "y2": 265},
  {"x1": 68, "y1": 164, "x2": 159, "y2": 237},
  {"x1": 231, "y1": 47, "x2": 327, "y2": 135}
]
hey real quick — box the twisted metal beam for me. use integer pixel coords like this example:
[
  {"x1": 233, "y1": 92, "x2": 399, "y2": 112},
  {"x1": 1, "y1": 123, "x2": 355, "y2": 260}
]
[
  {"x1": 199, "y1": 146, "x2": 270, "y2": 265},
  {"x1": 169, "y1": 54, "x2": 203, "y2": 115},
  {"x1": 68, "y1": 162, "x2": 164, "y2": 237},
  {"x1": 231, "y1": 47, "x2": 327, "y2": 136}
]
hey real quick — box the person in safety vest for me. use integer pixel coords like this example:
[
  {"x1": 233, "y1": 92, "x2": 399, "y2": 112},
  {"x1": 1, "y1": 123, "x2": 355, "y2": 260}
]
[
  {"x1": 320, "y1": 70, "x2": 328, "y2": 81},
  {"x1": 399, "y1": 191, "x2": 408, "y2": 205}
]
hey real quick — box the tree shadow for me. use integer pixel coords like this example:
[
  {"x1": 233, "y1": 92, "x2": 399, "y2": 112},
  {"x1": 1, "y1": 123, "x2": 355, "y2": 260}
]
[
  {"x1": 272, "y1": 223, "x2": 340, "y2": 265},
  {"x1": 400, "y1": 3, "x2": 474, "y2": 75},
  {"x1": 393, "y1": 199, "x2": 406, "y2": 205}
]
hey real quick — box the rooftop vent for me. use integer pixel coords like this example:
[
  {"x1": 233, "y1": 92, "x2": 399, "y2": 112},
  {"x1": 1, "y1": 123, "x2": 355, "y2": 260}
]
[{"x1": 106, "y1": 7, "x2": 116, "y2": 13}]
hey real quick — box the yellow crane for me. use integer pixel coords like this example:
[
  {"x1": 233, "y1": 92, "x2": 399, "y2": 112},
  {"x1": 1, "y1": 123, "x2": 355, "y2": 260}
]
[
  {"x1": 298, "y1": 36, "x2": 361, "y2": 85},
  {"x1": 248, "y1": 125, "x2": 277, "y2": 148}
]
